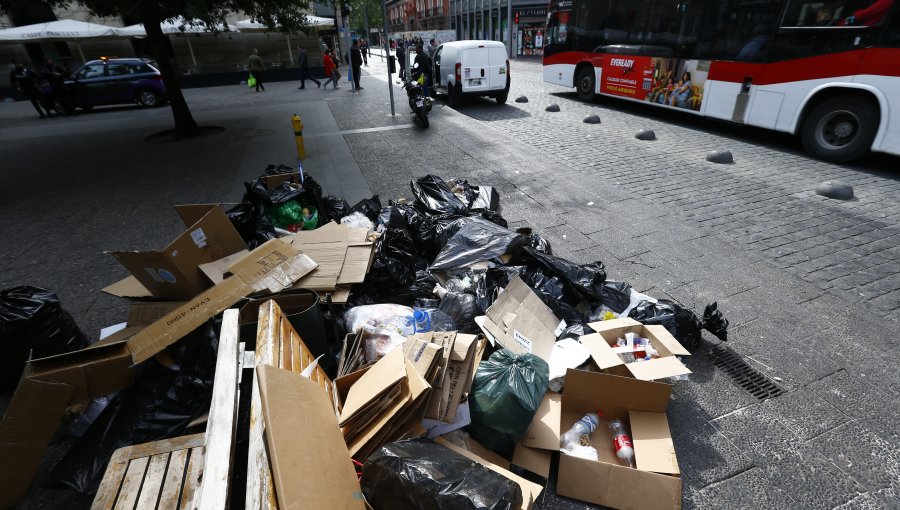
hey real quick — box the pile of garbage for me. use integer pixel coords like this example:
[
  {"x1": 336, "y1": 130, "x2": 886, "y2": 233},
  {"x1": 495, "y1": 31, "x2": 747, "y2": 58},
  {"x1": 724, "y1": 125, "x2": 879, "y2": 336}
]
[{"x1": 0, "y1": 167, "x2": 729, "y2": 510}]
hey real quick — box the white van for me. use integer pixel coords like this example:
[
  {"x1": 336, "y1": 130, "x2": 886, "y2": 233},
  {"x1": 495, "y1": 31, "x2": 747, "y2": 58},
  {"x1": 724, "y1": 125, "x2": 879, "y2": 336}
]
[{"x1": 432, "y1": 40, "x2": 510, "y2": 106}]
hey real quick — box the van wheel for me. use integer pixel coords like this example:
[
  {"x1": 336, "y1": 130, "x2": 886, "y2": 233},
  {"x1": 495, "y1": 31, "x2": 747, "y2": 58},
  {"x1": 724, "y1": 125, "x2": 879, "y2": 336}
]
[
  {"x1": 576, "y1": 66, "x2": 596, "y2": 102},
  {"x1": 800, "y1": 95, "x2": 877, "y2": 163},
  {"x1": 496, "y1": 92, "x2": 508, "y2": 104},
  {"x1": 448, "y1": 84, "x2": 460, "y2": 108}
]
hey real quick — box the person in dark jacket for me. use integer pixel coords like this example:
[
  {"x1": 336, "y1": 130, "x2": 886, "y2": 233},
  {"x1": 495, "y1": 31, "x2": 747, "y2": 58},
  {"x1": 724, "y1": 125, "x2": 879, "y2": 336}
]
[
  {"x1": 395, "y1": 42, "x2": 406, "y2": 80},
  {"x1": 40, "y1": 59, "x2": 73, "y2": 115},
  {"x1": 10, "y1": 62, "x2": 49, "y2": 118},
  {"x1": 414, "y1": 43, "x2": 433, "y2": 97},
  {"x1": 350, "y1": 39, "x2": 363, "y2": 91},
  {"x1": 296, "y1": 46, "x2": 321, "y2": 89}
]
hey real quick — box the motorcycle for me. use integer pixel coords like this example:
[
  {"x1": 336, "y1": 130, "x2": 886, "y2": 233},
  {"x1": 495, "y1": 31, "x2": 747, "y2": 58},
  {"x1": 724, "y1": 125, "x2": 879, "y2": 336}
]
[{"x1": 403, "y1": 63, "x2": 432, "y2": 128}]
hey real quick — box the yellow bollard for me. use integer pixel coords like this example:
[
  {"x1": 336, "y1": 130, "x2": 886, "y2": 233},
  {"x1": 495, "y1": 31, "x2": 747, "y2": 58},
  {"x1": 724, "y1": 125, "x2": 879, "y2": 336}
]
[{"x1": 292, "y1": 113, "x2": 306, "y2": 159}]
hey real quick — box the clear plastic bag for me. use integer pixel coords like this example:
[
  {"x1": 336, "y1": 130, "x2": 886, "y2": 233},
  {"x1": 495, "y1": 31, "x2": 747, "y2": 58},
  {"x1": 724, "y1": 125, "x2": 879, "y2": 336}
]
[{"x1": 340, "y1": 211, "x2": 374, "y2": 230}]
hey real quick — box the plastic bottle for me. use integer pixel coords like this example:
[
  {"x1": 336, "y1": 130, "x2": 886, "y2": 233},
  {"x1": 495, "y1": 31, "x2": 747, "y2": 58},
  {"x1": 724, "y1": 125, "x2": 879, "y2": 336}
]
[
  {"x1": 560, "y1": 412, "x2": 601, "y2": 449},
  {"x1": 412, "y1": 308, "x2": 455, "y2": 333},
  {"x1": 609, "y1": 419, "x2": 635, "y2": 468}
]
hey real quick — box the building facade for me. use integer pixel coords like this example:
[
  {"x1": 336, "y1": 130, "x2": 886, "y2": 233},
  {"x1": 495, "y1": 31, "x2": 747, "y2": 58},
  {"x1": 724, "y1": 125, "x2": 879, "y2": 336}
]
[
  {"x1": 387, "y1": 0, "x2": 451, "y2": 32},
  {"x1": 449, "y1": 0, "x2": 547, "y2": 56}
]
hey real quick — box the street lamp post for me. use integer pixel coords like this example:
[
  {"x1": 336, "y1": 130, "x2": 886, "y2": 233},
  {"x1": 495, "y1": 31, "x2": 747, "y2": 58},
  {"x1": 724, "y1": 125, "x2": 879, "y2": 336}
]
[{"x1": 382, "y1": 0, "x2": 396, "y2": 115}]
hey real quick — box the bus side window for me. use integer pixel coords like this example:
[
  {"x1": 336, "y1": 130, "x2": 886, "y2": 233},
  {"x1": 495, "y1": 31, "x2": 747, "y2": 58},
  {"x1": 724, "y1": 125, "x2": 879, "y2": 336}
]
[
  {"x1": 884, "y1": 1, "x2": 900, "y2": 44},
  {"x1": 643, "y1": 0, "x2": 709, "y2": 58},
  {"x1": 572, "y1": 0, "x2": 612, "y2": 52},
  {"x1": 696, "y1": 0, "x2": 782, "y2": 61},
  {"x1": 769, "y1": 0, "x2": 887, "y2": 61},
  {"x1": 781, "y1": 0, "x2": 894, "y2": 27}
]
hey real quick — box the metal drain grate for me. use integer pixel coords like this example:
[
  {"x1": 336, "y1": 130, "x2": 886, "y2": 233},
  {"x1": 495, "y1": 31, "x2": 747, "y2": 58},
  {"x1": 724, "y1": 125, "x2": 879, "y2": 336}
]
[{"x1": 707, "y1": 345, "x2": 786, "y2": 401}]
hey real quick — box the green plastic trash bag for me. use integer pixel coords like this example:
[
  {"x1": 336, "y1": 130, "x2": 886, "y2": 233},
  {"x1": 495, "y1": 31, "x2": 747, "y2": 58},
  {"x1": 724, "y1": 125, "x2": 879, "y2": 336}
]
[
  {"x1": 270, "y1": 202, "x2": 318, "y2": 231},
  {"x1": 247, "y1": 73, "x2": 257, "y2": 88},
  {"x1": 468, "y1": 349, "x2": 549, "y2": 457}
]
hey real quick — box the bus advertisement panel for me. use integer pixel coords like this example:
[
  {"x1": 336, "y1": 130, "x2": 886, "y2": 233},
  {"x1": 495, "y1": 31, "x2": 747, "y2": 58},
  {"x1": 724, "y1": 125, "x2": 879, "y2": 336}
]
[{"x1": 601, "y1": 55, "x2": 709, "y2": 112}]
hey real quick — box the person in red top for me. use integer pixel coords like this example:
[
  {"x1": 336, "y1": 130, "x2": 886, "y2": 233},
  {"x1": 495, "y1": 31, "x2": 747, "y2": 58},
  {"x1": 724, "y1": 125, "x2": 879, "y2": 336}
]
[
  {"x1": 844, "y1": 0, "x2": 893, "y2": 26},
  {"x1": 322, "y1": 47, "x2": 341, "y2": 89}
]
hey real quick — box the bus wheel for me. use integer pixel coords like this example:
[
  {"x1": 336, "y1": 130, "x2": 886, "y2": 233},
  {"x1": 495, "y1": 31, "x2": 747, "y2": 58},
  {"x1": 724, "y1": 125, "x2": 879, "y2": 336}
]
[
  {"x1": 576, "y1": 66, "x2": 596, "y2": 101},
  {"x1": 801, "y1": 95, "x2": 877, "y2": 163}
]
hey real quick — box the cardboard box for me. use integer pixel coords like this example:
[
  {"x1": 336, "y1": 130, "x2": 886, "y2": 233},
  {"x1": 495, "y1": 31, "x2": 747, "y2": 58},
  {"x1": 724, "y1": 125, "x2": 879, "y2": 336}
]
[
  {"x1": 333, "y1": 349, "x2": 431, "y2": 459},
  {"x1": 423, "y1": 333, "x2": 484, "y2": 424},
  {"x1": 0, "y1": 238, "x2": 317, "y2": 509},
  {"x1": 106, "y1": 205, "x2": 248, "y2": 300},
  {"x1": 523, "y1": 370, "x2": 682, "y2": 510},
  {"x1": 581, "y1": 318, "x2": 692, "y2": 381},
  {"x1": 479, "y1": 276, "x2": 562, "y2": 362},
  {"x1": 286, "y1": 222, "x2": 374, "y2": 292},
  {"x1": 256, "y1": 364, "x2": 366, "y2": 510}
]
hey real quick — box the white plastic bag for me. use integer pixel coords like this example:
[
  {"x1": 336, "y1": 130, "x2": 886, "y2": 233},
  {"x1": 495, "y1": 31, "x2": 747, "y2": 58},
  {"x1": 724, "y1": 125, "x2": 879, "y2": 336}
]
[{"x1": 340, "y1": 211, "x2": 374, "y2": 231}]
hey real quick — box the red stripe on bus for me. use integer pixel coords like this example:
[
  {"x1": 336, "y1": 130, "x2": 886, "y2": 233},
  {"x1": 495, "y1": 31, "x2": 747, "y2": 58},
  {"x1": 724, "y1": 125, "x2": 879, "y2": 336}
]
[{"x1": 545, "y1": 48, "x2": 900, "y2": 84}]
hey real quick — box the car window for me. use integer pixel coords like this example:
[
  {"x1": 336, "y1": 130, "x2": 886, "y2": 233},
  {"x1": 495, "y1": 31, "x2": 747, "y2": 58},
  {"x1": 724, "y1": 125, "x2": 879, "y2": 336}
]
[
  {"x1": 76, "y1": 64, "x2": 105, "y2": 79},
  {"x1": 107, "y1": 64, "x2": 135, "y2": 76}
]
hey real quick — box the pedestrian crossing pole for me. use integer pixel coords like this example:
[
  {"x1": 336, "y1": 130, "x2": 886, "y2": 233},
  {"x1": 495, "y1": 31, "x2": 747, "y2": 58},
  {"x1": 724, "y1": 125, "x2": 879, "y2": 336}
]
[{"x1": 292, "y1": 114, "x2": 306, "y2": 158}]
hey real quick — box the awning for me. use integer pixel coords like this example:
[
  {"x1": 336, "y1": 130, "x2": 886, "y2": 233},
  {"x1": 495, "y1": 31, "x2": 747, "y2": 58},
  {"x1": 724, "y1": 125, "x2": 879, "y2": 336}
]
[
  {"x1": 0, "y1": 19, "x2": 122, "y2": 41},
  {"x1": 117, "y1": 17, "x2": 237, "y2": 37},
  {"x1": 235, "y1": 16, "x2": 334, "y2": 32}
]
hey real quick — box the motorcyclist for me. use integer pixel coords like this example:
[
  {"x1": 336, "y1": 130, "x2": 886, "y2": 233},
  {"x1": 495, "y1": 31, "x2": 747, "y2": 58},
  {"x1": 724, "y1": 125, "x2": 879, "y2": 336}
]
[{"x1": 413, "y1": 43, "x2": 433, "y2": 97}]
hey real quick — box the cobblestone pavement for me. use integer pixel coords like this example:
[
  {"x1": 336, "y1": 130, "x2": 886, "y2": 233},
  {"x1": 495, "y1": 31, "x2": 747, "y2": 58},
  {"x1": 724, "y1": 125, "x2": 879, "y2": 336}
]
[{"x1": 338, "y1": 56, "x2": 900, "y2": 510}]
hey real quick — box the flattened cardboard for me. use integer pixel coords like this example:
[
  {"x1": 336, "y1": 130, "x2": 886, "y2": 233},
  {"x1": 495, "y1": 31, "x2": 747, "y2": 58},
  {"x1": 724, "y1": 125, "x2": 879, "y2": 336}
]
[
  {"x1": 338, "y1": 349, "x2": 406, "y2": 426},
  {"x1": 108, "y1": 206, "x2": 248, "y2": 300},
  {"x1": 126, "y1": 301, "x2": 183, "y2": 326},
  {"x1": 198, "y1": 249, "x2": 250, "y2": 284},
  {"x1": 583, "y1": 318, "x2": 692, "y2": 382},
  {"x1": 436, "y1": 438, "x2": 543, "y2": 510},
  {"x1": 0, "y1": 238, "x2": 317, "y2": 509},
  {"x1": 401, "y1": 336, "x2": 442, "y2": 380},
  {"x1": 256, "y1": 364, "x2": 366, "y2": 510},
  {"x1": 521, "y1": 392, "x2": 562, "y2": 451},
  {"x1": 101, "y1": 275, "x2": 153, "y2": 299},
  {"x1": 483, "y1": 276, "x2": 559, "y2": 361},
  {"x1": 430, "y1": 333, "x2": 477, "y2": 423},
  {"x1": 262, "y1": 172, "x2": 300, "y2": 189},
  {"x1": 630, "y1": 410, "x2": 680, "y2": 475}
]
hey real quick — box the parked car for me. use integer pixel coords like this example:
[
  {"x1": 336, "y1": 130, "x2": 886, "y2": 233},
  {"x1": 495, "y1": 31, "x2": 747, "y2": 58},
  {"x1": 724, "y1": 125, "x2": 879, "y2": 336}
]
[
  {"x1": 41, "y1": 57, "x2": 167, "y2": 112},
  {"x1": 431, "y1": 40, "x2": 510, "y2": 107}
]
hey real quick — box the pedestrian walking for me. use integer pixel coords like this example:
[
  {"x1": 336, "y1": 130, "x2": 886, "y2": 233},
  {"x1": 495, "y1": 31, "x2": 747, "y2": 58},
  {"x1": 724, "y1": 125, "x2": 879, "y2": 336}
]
[
  {"x1": 322, "y1": 48, "x2": 341, "y2": 89},
  {"x1": 426, "y1": 39, "x2": 438, "y2": 57},
  {"x1": 350, "y1": 40, "x2": 363, "y2": 91},
  {"x1": 9, "y1": 62, "x2": 49, "y2": 119},
  {"x1": 40, "y1": 59, "x2": 73, "y2": 115},
  {"x1": 296, "y1": 46, "x2": 321, "y2": 89},
  {"x1": 396, "y1": 43, "x2": 406, "y2": 80},
  {"x1": 414, "y1": 43, "x2": 433, "y2": 97},
  {"x1": 248, "y1": 48, "x2": 265, "y2": 92},
  {"x1": 361, "y1": 40, "x2": 369, "y2": 66}
]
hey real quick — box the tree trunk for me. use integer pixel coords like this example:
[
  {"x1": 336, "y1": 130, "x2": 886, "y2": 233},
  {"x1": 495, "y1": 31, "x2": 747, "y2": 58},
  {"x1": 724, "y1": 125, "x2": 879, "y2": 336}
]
[{"x1": 140, "y1": 5, "x2": 199, "y2": 138}]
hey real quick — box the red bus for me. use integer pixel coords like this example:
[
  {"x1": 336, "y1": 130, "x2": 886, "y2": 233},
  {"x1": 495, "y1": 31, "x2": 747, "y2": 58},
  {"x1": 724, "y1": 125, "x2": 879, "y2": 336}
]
[{"x1": 543, "y1": 0, "x2": 900, "y2": 162}]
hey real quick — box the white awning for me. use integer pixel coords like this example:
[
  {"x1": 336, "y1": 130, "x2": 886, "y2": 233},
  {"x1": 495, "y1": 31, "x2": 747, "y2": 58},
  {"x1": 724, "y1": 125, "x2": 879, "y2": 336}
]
[
  {"x1": 0, "y1": 19, "x2": 122, "y2": 41},
  {"x1": 235, "y1": 16, "x2": 334, "y2": 32},
  {"x1": 117, "y1": 18, "x2": 237, "y2": 37}
]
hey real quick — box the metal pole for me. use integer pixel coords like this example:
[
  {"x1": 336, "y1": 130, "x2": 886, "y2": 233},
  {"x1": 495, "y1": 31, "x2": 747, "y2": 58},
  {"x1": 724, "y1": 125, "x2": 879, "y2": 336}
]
[
  {"x1": 506, "y1": 0, "x2": 512, "y2": 58},
  {"x1": 186, "y1": 37, "x2": 197, "y2": 67},
  {"x1": 286, "y1": 34, "x2": 293, "y2": 66},
  {"x1": 364, "y1": 2, "x2": 371, "y2": 50},
  {"x1": 488, "y1": 2, "x2": 493, "y2": 41},
  {"x1": 382, "y1": 0, "x2": 396, "y2": 115}
]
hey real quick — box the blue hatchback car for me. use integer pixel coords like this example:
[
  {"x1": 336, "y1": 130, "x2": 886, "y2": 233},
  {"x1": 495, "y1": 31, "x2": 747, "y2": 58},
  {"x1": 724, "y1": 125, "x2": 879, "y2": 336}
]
[{"x1": 43, "y1": 57, "x2": 168, "y2": 111}]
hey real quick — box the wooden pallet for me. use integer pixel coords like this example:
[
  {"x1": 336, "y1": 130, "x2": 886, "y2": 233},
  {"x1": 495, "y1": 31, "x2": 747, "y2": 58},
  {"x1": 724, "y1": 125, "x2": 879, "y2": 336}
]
[{"x1": 92, "y1": 309, "x2": 242, "y2": 510}]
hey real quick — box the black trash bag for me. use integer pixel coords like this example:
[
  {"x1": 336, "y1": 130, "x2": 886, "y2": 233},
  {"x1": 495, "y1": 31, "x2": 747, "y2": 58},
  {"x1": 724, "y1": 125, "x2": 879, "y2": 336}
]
[
  {"x1": 473, "y1": 266, "x2": 527, "y2": 313},
  {"x1": 475, "y1": 208, "x2": 508, "y2": 229},
  {"x1": 243, "y1": 169, "x2": 327, "y2": 229},
  {"x1": 517, "y1": 269, "x2": 587, "y2": 326},
  {"x1": 323, "y1": 195, "x2": 351, "y2": 223},
  {"x1": 429, "y1": 215, "x2": 476, "y2": 258},
  {"x1": 516, "y1": 247, "x2": 606, "y2": 302},
  {"x1": 226, "y1": 202, "x2": 276, "y2": 249},
  {"x1": 350, "y1": 195, "x2": 382, "y2": 222},
  {"x1": 0, "y1": 286, "x2": 89, "y2": 390},
  {"x1": 507, "y1": 227, "x2": 553, "y2": 256},
  {"x1": 468, "y1": 349, "x2": 549, "y2": 457},
  {"x1": 430, "y1": 217, "x2": 517, "y2": 271},
  {"x1": 558, "y1": 322, "x2": 595, "y2": 339},
  {"x1": 596, "y1": 281, "x2": 634, "y2": 314},
  {"x1": 53, "y1": 322, "x2": 217, "y2": 494},
  {"x1": 411, "y1": 175, "x2": 468, "y2": 215},
  {"x1": 264, "y1": 163, "x2": 295, "y2": 176},
  {"x1": 450, "y1": 179, "x2": 500, "y2": 212},
  {"x1": 376, "y1": 206, "x2": 393, "y2": 230},
  {"x1": 438, "y1": 292, "x2": 478, "y2": 333},
  {"x1": 629, "y1": 300, "x2": 729, "y2": 350},
  {"x1": 362, "y1": 438, "x2": 523, "y2": 510},
  {"x1": 347, "y1": 270, "x2": 439, "y2": 308},
  {"x1": 368, "y1": 228, "x2": 426, "y2": 288}
]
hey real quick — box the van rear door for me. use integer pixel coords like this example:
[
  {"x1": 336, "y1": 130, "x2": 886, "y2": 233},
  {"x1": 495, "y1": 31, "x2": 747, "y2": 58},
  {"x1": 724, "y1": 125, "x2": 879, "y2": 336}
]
[
  {"x1": 488, "y1": 46, "x2": 508, "y2": 91},
  {"x1": 460, "y1": 47, "x2": 490, "y2": 93}
]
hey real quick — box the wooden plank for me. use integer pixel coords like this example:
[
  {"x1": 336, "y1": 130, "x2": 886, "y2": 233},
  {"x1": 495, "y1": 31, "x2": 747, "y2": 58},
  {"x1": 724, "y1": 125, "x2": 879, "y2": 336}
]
[
  {"x1": 179, "y1": 447, "x2": 205, "y2": 510},
  {"x1": 192, "y1": 309, "x2": 241, "y2": 510},
  {"x1": 113, "y1": 456, "x2": 150, "y2": 510},
  {"x1": 135, "y1": 453, "x2": 169, "y2": 509},
  {"x1": 246, "y1": 300, "x2": 280, "y2": 510},
  {"x1": 128, "y1": 434, "x2": 205, "y2": 458},
  {"x1": 91, "y1": 446, "x2": 133, "y2": 510},
  {"x1": 158, "y1": 448, "x2": 189, "y2": 510}
]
